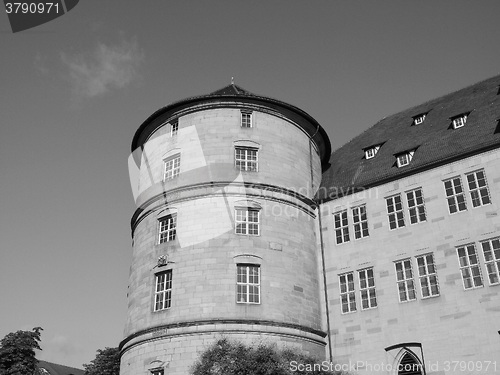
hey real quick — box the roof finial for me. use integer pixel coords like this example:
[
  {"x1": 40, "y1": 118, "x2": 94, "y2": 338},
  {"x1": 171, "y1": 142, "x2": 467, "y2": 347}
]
[{"x1": 231, "y1": 76, "x2": 234, "y2": 85}]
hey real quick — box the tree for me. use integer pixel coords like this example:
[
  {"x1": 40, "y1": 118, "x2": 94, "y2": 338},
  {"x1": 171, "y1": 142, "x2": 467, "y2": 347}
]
[
  {"x1": 190, "y1": 338, "x2": 351, "y2": 375},
  {"x1": 0, "y1": 327, "x2": 43, "y2": 375},
  {"x1": 83, "y1": 347, "x2": 120, "y2": 375}
]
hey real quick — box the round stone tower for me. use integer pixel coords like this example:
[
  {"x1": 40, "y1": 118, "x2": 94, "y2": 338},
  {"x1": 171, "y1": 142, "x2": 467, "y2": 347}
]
[{"x1": 120, "y1": 84, "x2": 332, "y2": 375}]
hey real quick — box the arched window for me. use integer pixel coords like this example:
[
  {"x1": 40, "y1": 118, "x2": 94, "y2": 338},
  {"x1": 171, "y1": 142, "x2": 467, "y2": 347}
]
[{"x1": 398, "y1": 351, "x2": 423, "y2": 375}]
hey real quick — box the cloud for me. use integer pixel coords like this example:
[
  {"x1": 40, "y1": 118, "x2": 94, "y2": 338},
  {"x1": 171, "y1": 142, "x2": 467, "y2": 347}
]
[{"x1": 61, "y1": 39, "x2": 143, "y2": 99}]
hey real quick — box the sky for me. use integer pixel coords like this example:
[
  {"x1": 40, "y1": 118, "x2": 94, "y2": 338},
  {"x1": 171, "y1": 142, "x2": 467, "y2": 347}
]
[{"x1": 1, "y1": 0, "x2": 500, "y2": 368}]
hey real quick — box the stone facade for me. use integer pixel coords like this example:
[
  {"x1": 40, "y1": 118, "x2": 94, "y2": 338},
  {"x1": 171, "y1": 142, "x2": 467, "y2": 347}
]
[
  {"x1": 320, "y1": 150, "x2": 500, "y2": 374},
  {"x1": 121, "y1": 80, "x2": 500, "y2": 375}
]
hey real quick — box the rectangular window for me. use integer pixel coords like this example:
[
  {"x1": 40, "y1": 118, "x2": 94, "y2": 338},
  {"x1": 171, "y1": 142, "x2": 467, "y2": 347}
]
[
  {"x1": 466, "y1": 170, "x2": 491, "y2": 207},
  {"x1": 150, "y1": 370, "x2": 164, "y2": 375},
  {"x1": 164, "y1": 154, "x2": 181, "y2": 181},
  {"x1": 235, "y1": 147, "x2": 258, "y2": 172},
  {"x1": 235, "y1": 209, "x2": 260, "y2": 236},
  {"x1": 154, "y1": 270, "x2": 172, "y2": 311},
  {"x1": 416, "y1": 254, "x2": 439, "y2": 298},
  {"x1": 365, "y1": 145, "x2": 380, "y2": 159},
  {"x1": 443, "y1": 177, "x2": 467, "y2": 214},
  {"x1": 406, "y1": 188, "x2": 426, "y2": 224},
  {"x1": 339, "y1": 273, "x2": 356, "y2": 313},
  {"x1": 159, "y1": 215, "x2": 177, "y2": 244},
  {"x1": 395, "y1": 259, "x2": 416, "y2": 302},
  {"x1": 241, "y1": 111, "x2": 252, "y2": 128},
  {"x1": 452, "y1": 115, "x2": 467, "y2": 129},
  {"x1": 480, "y1": 238, "x2": 500, "y2": 285},
  {"x1": 237, "y1": 265, "x2": 260, "y2": 304},
  {"x1": 333, "y1": 210, "x2": 350, "y2": 244},
  {"x1": 457, "y1": 244, "x2": 484, "y2": 289},
  {"x1": 170, "y1": 120, "x2": 179, "y2": 137},
  {"x1": 352, "y1": 205, "x2": 369, "y2": 239},
  {"x1": 413, "y1": 114, "x2": 426, "y2": 125},
  {"x1": 386, "y1": 195, "x2": 405, "y2": 229},
  {"x1": 396, "y1": 151, "x2": 414, "y2": 167},
  {"x1": 359, "y1": 268, "x2": 377, "y2": 309}
]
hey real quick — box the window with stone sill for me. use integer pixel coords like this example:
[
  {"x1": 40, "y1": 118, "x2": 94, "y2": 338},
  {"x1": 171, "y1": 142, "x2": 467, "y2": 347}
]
[
  {"x1": 416, "y1": 253, "x2": 440, "y2": 298},
  {"x1": 163, "y1": 154, "x2": 181, "y2": 181},
  {"x1": 235, "y1": 208, "x2": 260, "y2": 236},
  {"x1": 444, "y1": 176, "x2": 467, "y2": 214},
  {"x1": 386, "y1": 194, "x2": 405, "y2": 230},
  {"x1": 480, "y1": 238, "x2": 500, "y2": 285},
  {"x1": 359, "y1": 268, "x2": 377, "y2": 309},
  {"x1": 395, "y1": 259, "x2": 416, "y2": 302},
  {"x1": 457, "y1": 244, "x2": 484, "y2": 290},
  {"x1": 235, "y1": 147, "x2": 258, "y2": 172},
  {"x1": 154, "y1": 270, "x2": 172, "y2": 311},
  {"x1": 158, "y1": 214, "x2": 177, "y2": 244},
  {"x1": 466, "y1": 169, "x2": 491, "y2": 208},
  {"x1": 406, "y1": 188, "x2": 426, "y2": 224},
  {"x1": 241, "y1": 110, "x2": 253, "y2": 128},
  {"x1": 339, "y1": 272, "x2": 356, "y2": 314},
  {"x1": 352, "y1": 205, "x2": 369, "y2": 239},
  {"x1": 237, "y1": 264, "x2": 260, "y2": 304},
  {"x1": 333, "y1": 210, "x2": 350, "y2": 244},
  {"x1": 170, "y1": 120, "x2": 178, "y2": 137}
]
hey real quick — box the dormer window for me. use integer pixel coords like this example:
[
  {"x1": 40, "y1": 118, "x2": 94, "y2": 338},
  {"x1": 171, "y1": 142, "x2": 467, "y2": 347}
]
[
  {"x1": 451, "y1": 114, "x2": 468, "y2": 129},
  {"x1": 396, "y1": 150, "x2": 415, "y2": 168},
  {"x1": 412, "y1": 113, "x2": 426, "y2": 125},
  {"x1": 364, "y1": 145, "x2": 381, "y2": 159}
]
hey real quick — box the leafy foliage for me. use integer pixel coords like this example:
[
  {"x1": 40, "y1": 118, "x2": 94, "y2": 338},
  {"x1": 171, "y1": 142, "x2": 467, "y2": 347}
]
[
  {"x1": 190, "y1": 338, "x2": 350, "y2": 375},
  {"x1": 83, "y1": 347, "x2": 120, "y2": 375},
  {"x1": 0, "y1": 327, "x2": 43, "y2": 375}
]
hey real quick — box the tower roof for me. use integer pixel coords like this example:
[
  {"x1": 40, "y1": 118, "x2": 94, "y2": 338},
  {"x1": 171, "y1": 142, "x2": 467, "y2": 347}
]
[
  {"x1": 132, "y1": 84, "x2": 331, "y2": 169},
  {"x1": 318, "y1": 74, "x2": 500, "y2": 203}
]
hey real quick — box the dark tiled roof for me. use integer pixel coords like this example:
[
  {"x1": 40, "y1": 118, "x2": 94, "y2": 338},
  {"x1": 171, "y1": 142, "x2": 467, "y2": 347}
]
[
  {"x1": 318, "y1": 75, "x2": 500, "y2": 202},
  {"x1": 210, "y1": 84, "x2": 254, "y2": 96},
  {"x1": 37, "y1": 360, "x2": 85, "y2": 375}
]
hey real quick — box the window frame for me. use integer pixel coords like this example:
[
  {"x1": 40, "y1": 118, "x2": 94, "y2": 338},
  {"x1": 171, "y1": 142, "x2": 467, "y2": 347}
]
[
  {"x1": 339, "y1": 272, "x2": 356, "y2": 314},
  {"x1": 236, "y1": 264, "x2": 260, "y2": 304},
  {"x1": 235, "y1": 208, "x2": 260, "y2": 236},
  {"x1": 154, "y1": 270, "x2": 172, "y2": 312},
  {"x1": 163, "y1": 154, "x2": 181, "y2": 181},
  {"x1": 170, "y1": 120, "x2": 179, "y2": 137},
  {"x1": 394, "y1": 259, "x2": 417, "y2": 303},
  {"x1": 358, "y1": 268, "x2": 377, "y2": 310},
  {"x1": 480, "y1": 238, "x2": 500, "y2": 286},
  {"x1": 333, "y1": 210, "x2": 350, "y2": 244},
  {"x1": 452, "y1": 114, "x2": 467, "y2": 129},
  {"x1": 352, "y1": 205, "x2": 369, "y2": 239},
  {"x1": 406, "y1": 188, "x2": 427, "y2": 224},
  {"x1": 235, "y1": 146, "x2": 258, "y2": 172},
  {"x1": 241, "y1": 110, "x2": 253, "y2": 128},
  {"x1": 456, "y1": 244, "x2": 484, "y2": 290},
  {"x1": 386, "y1": 194, "x2": 405, "y2": 230},
  {"x1": 443, "y1": 176, "x2": 467, "y2": 214},
  {"x1": 396, "y1": 151, "x2": 414, "y2": 168},
  {"x1": 412, "y1": 113, "x2": 426, "y2": 125},
  {"x1": 416, "y1": 253, "x2": 440, "y2": 298},
  {"x1": 465, "y1": 169, "x2": 491, "y2": 208},
  {"x1": 158, "y1": 214, "x2": 177, "y2": 244},
  {"x1": 365, "y1": 145, "x2": 380, "y2": 160}
]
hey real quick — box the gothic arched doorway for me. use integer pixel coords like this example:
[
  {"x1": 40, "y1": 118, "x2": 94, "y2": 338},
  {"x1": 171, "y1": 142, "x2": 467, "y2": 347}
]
[{"x1": 398, "y1": 351, "x2": 423, "y2": 375}]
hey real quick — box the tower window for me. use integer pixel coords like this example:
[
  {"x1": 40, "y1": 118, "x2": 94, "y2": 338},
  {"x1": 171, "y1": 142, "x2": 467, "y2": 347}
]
[
  {"x1": 241, "y1": 110, "x2": 253, "y2": 128},
  {"x1": 443, "y1": 176, "x2": 467, "y2": 214},
  {"x1": 457, "y1": 244, "x2": 484, "y2": 289},
  {"x1": 359, "y1": 268, "x2": 377, "y2": 310},
  {"x1": 364, "y1": 145, "x2": 380, "y2": 159},
  {"x1": 158, "y1": 214, "x2": 177, "y2": 244},
  {"x1": 466, "y1": 169, "x2": 491, "y2": 207},
  {"x1": 352, "y1": 205, "x2": 369, "y2": 239},
  {"x1": 164, "y1": 154, "x2": 181, "y2": 181},
  {"x1": 412, "y1": 113, "x2": 426, "y2": 125},
  {"x1": 333, "y1": 210, "x2": 350, "y2": 244},
  {"x1": 170, "y1": 120, "x2": 179, "y2": 137},
  {"x1": 237, "y1": 264, "x2": 260, "y2": 304},
  {"x1": 339, "y1": 272, "x2": 356, "y2": 314},
  {"x1": 235, "y1": 208, "x2": 260, "y2": 236},
  {"x1": 150, "y1": 370, "x2": 164, "y2": 375},
  {"x1": 416, "y1": 253, "x2": 439, "y2": 298},
  {"x1": 451, "y1": 113, "x2": 468, "y2": 129},
  {"x1": 396, "y1": 150, "x2": 415, "y2": 167},
  {"x1": 480, "y1": 238, "x2": 500, "y2": 285},
  {"x1": 386, "y1": 194, "x2": 405, "y2": 229},
  {"x1": 154, "y1": 270, "x2": 172, "y2": 311},
  {"x1": 235, "y1": 147, "x2": 258, "y2": 172},
  {"x1": 395, "y1": 259, "x2": 416, "y2": 302},
  {"x1": 406, "y1": 188, "x2": 426, "y2": 224}
]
